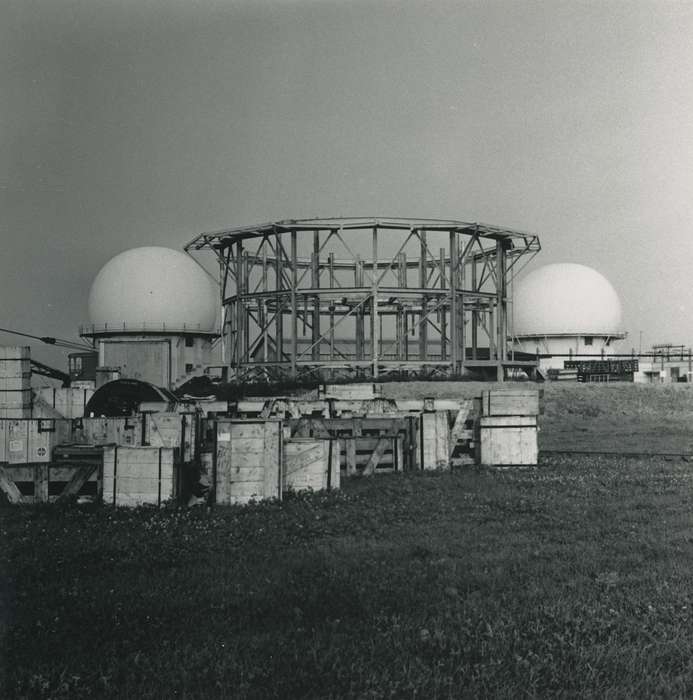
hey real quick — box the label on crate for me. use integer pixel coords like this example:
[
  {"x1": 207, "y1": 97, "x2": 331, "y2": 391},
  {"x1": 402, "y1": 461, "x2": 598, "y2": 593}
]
[
  {"x1": 8, "y1": 440, "x2": 22, "y2": 452},
  {"x1": 36, "y1": 446, "x2": 47, "y2": 458}
]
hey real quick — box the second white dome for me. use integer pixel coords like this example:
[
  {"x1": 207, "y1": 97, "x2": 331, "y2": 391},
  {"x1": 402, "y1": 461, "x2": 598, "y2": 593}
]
[{"x1": 513, "y1": 263, "x2": 623, "y2": 337}]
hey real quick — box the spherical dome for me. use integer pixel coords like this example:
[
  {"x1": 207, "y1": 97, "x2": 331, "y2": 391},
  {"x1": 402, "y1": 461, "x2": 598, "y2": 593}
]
[
  {"x1": 513, "y1": 263, "x2": 622, "y2": 336},
  {"x1": 88, "y1": 247, "x2": 217, "y2": 333}
]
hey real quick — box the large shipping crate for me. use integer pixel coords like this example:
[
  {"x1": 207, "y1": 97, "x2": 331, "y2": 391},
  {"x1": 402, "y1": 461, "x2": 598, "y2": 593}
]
[
  {"x1": 0, "y1": 346, "x2": 30, "y2": 360},
  {"x1": 74, "y1": 417, "x2": 139, "y2": 446},
  {"x1": 481, "y1": 390, "x2": 541, "y2": 417},
  {"x1": 34, "y1": 387, "x2": 95, "y2": 419},
  {"x1": 0, "y1": 389, "x2": 32, "y2": 408},
  {"x1": 0, "y1": 419, "x2": 71, "y2": 464},
  {"x1": 102, "y1": 445, "x2": 176, "y2": 507},
  {"x1": 145, "y1": 412, "x2": 197, "y2": 462},
  {"x1": 478, "y1": 416, "x2": 538, "y2": 466},
  {"x1": 215, "y1": 420, "x2": 282, "y2": 505},
  {"x1": 0, "y1": 376, "x2": 31, "y2": 392},
  {"x1": 0, "y1": 407, "x2": 31, "y2": 420},
  {"x1": 284, "y1": 439, "x2": 340, "y2": 492}
]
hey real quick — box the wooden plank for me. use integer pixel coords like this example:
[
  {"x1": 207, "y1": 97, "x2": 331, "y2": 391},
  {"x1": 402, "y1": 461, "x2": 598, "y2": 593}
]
[
  {"x1": 102, "y1": 446, "x2": 175, "y2": 507},
  {"x1": 58, "y1": 465, "x2": 97, "y2": 500},
  {"x1": 346, "y1": 438, "x2": 357, "y2": 475},
  {"x1": 479, "y1": 416, "x2": 538, "y2": 428},
  {"x1": 0, "y1": 465, "x2": 23, "y2": 503},
  {"x1": 421, "y1": 411, "x2": 450, "y2": 470},
  {"x1": 479, "y1": 417, "x2": 538, "y2": 466},
  {"x1": 35, "y1": 464, "x2": 49, "y2": 503},
  {"x1": 223, "y1": 467, "x2": 271, "y2": 482},
  {"x1": 284, "y1": 444, "x2": 325, "y2": 476},
  {"x1": 482, "y1": 390, "x2": 540, "y2": 417},
  {"x1": 362, "y1": 437, "x2": 390, "y2": 476},
  {"x1": 449, "y1": 408, "x2": 469, "y2": 459},
  {"x1": 216, "y1": 420, "x2": 282, "y2": 505},
  {"x1": 263, "y1": 421, "x2": 282, "y2": 501},
  {"x1": 284, "y1": 440, "x2": 328, "y2": 492},
  {"x1": 395, "y1": 434, "x2": 404, "y2": 472},
  {"x1": 226, "y1": 437, "x2": 266, "y2": 453}
]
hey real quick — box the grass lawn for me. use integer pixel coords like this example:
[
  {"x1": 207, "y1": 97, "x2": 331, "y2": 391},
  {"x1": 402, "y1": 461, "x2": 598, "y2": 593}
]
[{"x1": 4, "y1": 453, "x2": 693, "y2": 698}]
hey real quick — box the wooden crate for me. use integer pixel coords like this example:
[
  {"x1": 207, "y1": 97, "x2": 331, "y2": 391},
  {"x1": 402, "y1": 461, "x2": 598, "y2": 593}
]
[
  {"x1": 0, "y1": 407, "x2": 31, "y2": 419},
  {"x1": 0, "y1": 376, "x2": 31, "y2": 392},
  {"x1": 0, "y1": 419, "x2": 71, "y2": 464},
  {"x1": 0, "y1": 444, "x2": 103, "y2": 504},
  {"x1": 0, "y1": 389, "x2": 33, "y2": 408},
  {"x1": 34, "y1": 387, "x2": 95, "y2": 419},
  {"x1": 215, "y1": 419, "x2": 282, "y2": 505},
  {"x1": 102, "y1": 445, "x2": 176, "y2": 507},
  {"x1": 339, "y1": 434, "x2": 405, "y2": 475},
  {"x1": 290, "y1": 415, "x2": 414, "y2": 474},
  {"x1": 284, "y1": 439, "x2": 340, "y2": 492},
  {"x1": 420, "y1": 411, "x2": 450, "y2": 470},
  {"x1": 320, "y1": 383, "x2": 382, "y2": 400},
  {"x1": 478, "y1": 416, "x2": 538, "y2": 466},
  {"x1": 481, "y1": 389, "x2": 541, "y2": 417},
  {"x1": 73, "y1": 417, "x2": 139, "y2": 446},
  {"x1": 0, "y1": 346, "x2": 30, "y2": 360},
  {"x1": 145, "y1": 412, "x2": 197, "y2": 462}
]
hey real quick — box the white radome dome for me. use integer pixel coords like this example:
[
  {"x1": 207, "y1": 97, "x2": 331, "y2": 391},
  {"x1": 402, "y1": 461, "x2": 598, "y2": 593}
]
[
  {"x1": 513, "y1": 263, "x2": 622, "y2": 336},
  {"x1": 88, "y1": 246, "x2": 217, "y2": 332}
]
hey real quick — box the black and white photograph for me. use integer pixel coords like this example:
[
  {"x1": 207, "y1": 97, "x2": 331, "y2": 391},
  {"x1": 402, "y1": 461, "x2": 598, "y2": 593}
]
[{"x1": 2, "y1": 0, "x2": 693, "y2": 697}]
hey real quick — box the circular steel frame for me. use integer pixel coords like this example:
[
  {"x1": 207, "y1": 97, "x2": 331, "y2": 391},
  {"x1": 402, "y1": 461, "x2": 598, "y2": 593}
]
[{"x1": 185, "y1": 218, "x2": 541, "y2": 382}]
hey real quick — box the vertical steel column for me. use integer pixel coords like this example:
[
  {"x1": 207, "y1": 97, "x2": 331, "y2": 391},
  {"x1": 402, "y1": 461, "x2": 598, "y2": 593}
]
[
  {"x1": 496, "y1": 239, "x2": 507, "y2": 382},
  {"x1": 312, "y1": 230, "x2": 320, "y2": 364},
  {"x1": 396, "y1": 252, "x2": 404, "y2": 361},
  {"x1": 401, "y1": 252, "x2": 408, "y2": 361},
  {"x1": 372, "y1": 227, "x2": 379, "y2": 379},
  {"x1": 419, "y1": 231, "x2": 428, "y2": 363},
  {"x1": 439, "y1": 247, "x2": 447, "y2": 362},
  {"x1": 275, "y1": 240, "x2": 283, "y2": 364},
  {"x1": 355, "y1": 256, "x2": 364, "y2": 364},
  {"x1": 235, "y1": 240, "x2": 243, "y2": 369},
  {"x1": 290, "y1": 231, "x2": 298, "y2": 378},
  {"x1": 243, "y1": 251, "x2": 250, "y2": 364},
  {"x1": 459, "y1": 237, "x2": 466, "y2": 371},
  {"x1": 471, "y1": 258, "x2": 478, "y2": 360},
  {"x1": 449, "y1": 231, "x2": 458, "y2": 373},
  {"x1": 219, "y1": 254, "x2": 227, "y2": 366},
  {"x1": 328, "y1": 252, "x2": 335, "y2": 362},
  {"x1": 262, "y1": 251, "x2": 268, "y2": 363}
]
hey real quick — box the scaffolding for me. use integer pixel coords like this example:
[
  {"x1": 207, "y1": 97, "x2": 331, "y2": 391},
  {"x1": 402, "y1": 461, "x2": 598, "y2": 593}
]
[{"x1": 185, "y1": 218, "x2": 541, "y2": 382}]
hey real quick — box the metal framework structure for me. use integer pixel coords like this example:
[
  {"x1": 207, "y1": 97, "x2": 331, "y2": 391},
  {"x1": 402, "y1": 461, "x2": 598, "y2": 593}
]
[{"x1": 185, "y1": 218, "x2": 541, "y2": 382}]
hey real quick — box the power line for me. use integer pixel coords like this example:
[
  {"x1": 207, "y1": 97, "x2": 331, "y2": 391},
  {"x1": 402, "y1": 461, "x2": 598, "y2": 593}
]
[{"x1": 0, "y1": 326, "x2": 93, "y2": 352}]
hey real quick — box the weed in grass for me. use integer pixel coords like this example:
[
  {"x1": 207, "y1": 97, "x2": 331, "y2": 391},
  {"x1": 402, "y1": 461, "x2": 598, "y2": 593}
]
[{"x1": 4, "y1": 457, "x2": 693, "y2": 697}]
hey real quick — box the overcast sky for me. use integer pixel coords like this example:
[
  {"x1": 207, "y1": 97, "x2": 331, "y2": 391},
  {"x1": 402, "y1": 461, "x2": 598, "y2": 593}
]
[{"x1": 2, "y1": 0, "x2": 692, "y2": 366}]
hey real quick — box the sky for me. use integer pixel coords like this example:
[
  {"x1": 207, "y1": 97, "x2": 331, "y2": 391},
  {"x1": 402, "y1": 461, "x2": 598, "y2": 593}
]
[{"x1": 2, "y1": 0, "x2": 693, "y2": 367}]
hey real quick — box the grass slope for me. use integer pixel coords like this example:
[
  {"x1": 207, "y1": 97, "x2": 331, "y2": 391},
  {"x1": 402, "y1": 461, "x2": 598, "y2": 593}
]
[
  {"x1": 4, "y1": 455, "x2": 693, "y2": 698},
  {"x1": 383, "y1": 380, "x2": 693, "y2": 453}
]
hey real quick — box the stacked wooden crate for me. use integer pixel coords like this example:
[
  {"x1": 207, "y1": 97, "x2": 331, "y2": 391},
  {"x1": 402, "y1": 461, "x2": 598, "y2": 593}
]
[
  {"x1": 214, "y1": 419, "x2": 283, "y2": 505},
  {"x1": 0, "y1": 346, "x2": 31, "y2": 418},
  {"x1": 34, "y1": 387, "x2": 95, "y2": 419},
  {"x1": 284, "y1": 438, "x2": 340, "y2": 492},
  {"x1": 102, "y1": 445, "x2": 177, "y2": 507},
  {"x1": 478, "y1": 389, "x2": 541, "y2": 466}
]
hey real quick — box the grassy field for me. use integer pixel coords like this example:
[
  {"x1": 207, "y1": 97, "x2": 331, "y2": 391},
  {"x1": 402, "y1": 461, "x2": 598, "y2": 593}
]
[
  {"x1": 383, "y1": 380, "x2": 693, "y2": 453},
  {"x1": 3, "y1": 382, "x2": 693, "y2": 698}
]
